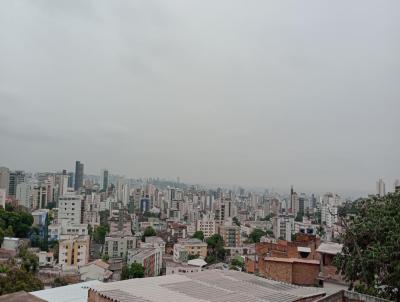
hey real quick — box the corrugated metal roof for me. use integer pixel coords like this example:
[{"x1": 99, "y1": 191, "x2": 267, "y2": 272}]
[{"x1": 89, "y1": 270, "x2": 325, "y2": 302}]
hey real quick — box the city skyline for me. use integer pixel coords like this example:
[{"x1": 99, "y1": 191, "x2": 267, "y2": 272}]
[
  {"x1": 1, "y1": 1, "x2": 399, "y2": 196},
  {"x1": 1, "y1": 161, "x2": 399, "y2": 198}
]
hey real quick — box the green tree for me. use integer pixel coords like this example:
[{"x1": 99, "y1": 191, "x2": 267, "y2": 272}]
[
  {"x1": 121, "y1": 262, "x2": 145, "y2": 279},
  {"x1": 52, "y1": 277, "x2": 68, "y2": 288},
  {"x1": 88, "y1": 224, "x2": 93, "y2": 237},
  {"x1": 93, "y1": 225, "x2": 108, "y2": 244},
  {"x1": 130, "y1": 262, "x2": 145, "y2": 278},
  {"x1": 0, "y1": 207, "x2": 34, "y2": 238},
  {"x1": 334, "y1": 193, "x2": 400, "y2": 301},
  {"x1": 295, "y1": 211, "x2": 304, "y2": 222},
  {"x1": 0, "y1": 267, "x2": 43, "y2": 295},
  {"x1": 206, "y1": 234, "x2": 226, "y2": 263},
  {"x1": 232, "y1": 217, "x2": 241, "y2": 226},
  {"x1": 231, "y1": 257, "x2": 244, "y2": 270},
  {"x1": 19, "y1": 247, "x2": 39, "y2": 273},
  {"x1": 249, "y1": 229, "x2": 266, "y2": 243},
  {"x1": 121, "y1": 264, "x2": 130, "y2": 280},
  {"x1": 99, "y1": 210, "x2": 110, "y2": 226},
  {"x1": 192, "y1": 231, "x2": 204, "y2": 241},
  {"x1": 0, "y1": 227, "x2": 4, "y2": 245},
  {"x1": 4, "y1": 225, "x2": 14, "y2": 237},
  {"x1": 188, "y1": 254, "x2": 200, "y2": 260},
  {"x1": 142, "y1": 226, "x2": 156, "y2": 241}
]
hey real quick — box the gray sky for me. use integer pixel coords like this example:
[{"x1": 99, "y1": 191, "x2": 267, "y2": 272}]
[{"x1": 0, "y1": 1, "x2": 399, "y2": 195}]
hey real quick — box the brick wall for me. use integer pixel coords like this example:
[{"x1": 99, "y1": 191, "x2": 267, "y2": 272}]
[
  {"x1": 245, "y1": 257, "x2": 255, "y2": 274},
  {"x1": 292, "y1": 262, "x2": 319, "y2": 286},
  {"x1": 265, "y1": 261, "x2": 293, "y2": 283}
]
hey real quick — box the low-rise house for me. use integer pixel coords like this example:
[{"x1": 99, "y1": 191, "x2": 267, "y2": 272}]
[
  {"x1": 165, "y1": 259, "x2": 202, "y2": 275},
  {"x1": 264, "y1": 257, "x2": 320, "y2": 286},
  {"x1": 79, "y1": 259, "x2": 113, "y2": 282},
  {"x1": 316, "y1": 242, "x2": 346, "y2": 286},
  {"x1": 37, "y1": 251, "x2": 55, "y2": 267},
  {"x1": 173, "y1": 238, "x2": 207, "y2": 263},
  {"x1": 1, "y1": 237, "x2": 21, "y2": 251},
  {"x1": 246, "y1": 233, "x2": 321, "y2": 286},
  {"x1": 127, "y1": 247, "x2": 162, "y2": 277},
  {"x1": 144, "y1": 236, "x2": 166, "y2": 254}
]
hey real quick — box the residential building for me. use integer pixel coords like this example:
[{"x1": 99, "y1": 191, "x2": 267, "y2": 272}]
[
  {"x1": 218, "y1": 225, "x2": 241, "y2": 247},
  {"x1": 0, "y1": 167, "x2": 9, "y2": 196},
  {"x1": 58, "y1": 235, "x2": 90, "y2": 271},
  {"x1": 103, "y1": 233, "x2": 136, "y2": 259},
  {"x1": 173, "y1": 238, "x2": 207, "y2": 262},
  {"x1": 273, "y1": 214, "x2": 294, "y2": 241},
  {"x1": 376, "y1": 178, "x2": 386, "y2": 197},
  {"x1": 8, "y1": 170, "x2": 26, "y2": 197},
  {"x1": 58, "y1": 194, "x2": 82, "y2": 224},
  {"x1": 31, "y1": 184, "x2": 47, "y2": 209},
  {"x1": 37, "y1": 251, "x2": 55, "y2": 267},
  {"x1": 31, "y1": 209, "x2": 49, "y2": 239},
  {"x1": 48, "y1": 223, "x2": 88, "y2": 241},
  {"x1": 0, "y1": 188, "x2": 5, "y2": 209},
  {"x1": 127, "y1": 247, "x2": 163, "y2": 277},
  {"x1": 316, "y1": 242, "x2": 346, "y2": 286},
  {"x1": 246, "y1": 233, "x2": 320, "y2": 286},
  {"x1": 165, "y1": 259, "x2": 202, "y2": 275},
  {"x1": 1, "y1": 237, "x2": 21, "y2": 251},
  {"x1": 196, "y1": 213, "x2": 216, "y2": 238},
  {"x1": 144, "y1": 236, "x2": 166, "y2": 254},
  {"x1": 80, "y1": 259, "x2": 113, "y2": 282},
  {"x1": 16, "y1": 182, "x2": 32, "y2": 209}
]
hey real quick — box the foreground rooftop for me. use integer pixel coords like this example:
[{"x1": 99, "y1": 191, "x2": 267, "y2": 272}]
[{"x1": 89, "y1": 269, "x2": 326, "y2": 302}]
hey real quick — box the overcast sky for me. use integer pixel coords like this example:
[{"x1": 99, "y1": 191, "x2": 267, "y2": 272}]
[{"x1": 0, "y1": 1, "x2": 399, "y2": 195}]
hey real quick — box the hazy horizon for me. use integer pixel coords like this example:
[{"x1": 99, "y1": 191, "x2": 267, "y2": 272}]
[{"x1": 1, "y1": 1, "x2": 399, "y2": 196}]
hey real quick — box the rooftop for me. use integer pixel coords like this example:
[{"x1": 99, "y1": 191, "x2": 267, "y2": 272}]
[
  {"x1": 316, "y1": 242, "x2": 343, "y2": 255},
  {"x1": 264, "y1": 257, "x2": 320, "y2": 265},
  {"x1": 31, "y1": 280, "x2": 102, "y2": 302},
  {"x1": 89, "y1": 269, "x2": 325, "y2": 302},
  {"x1": 0, "y1": 291, "x2": 46, "y2": 302}
]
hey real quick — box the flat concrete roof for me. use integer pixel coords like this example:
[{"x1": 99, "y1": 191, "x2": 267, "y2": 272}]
[
  {"x1": 31, "y1": 280, "x2": 102, "y2": 302},
  {"x1": 316, "y1": 243, "x2": 343, "y2": 255}
]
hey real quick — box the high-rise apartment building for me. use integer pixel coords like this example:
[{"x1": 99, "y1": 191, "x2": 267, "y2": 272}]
[
  {"x1": 58, "y1": 194, "x2": 82, "y2": 225},
  {"x1": 16, "y1": 182, "x2": 32, "y2": 209},
  {"x1": 68, "y1": 172, "x2": 74, "y2": 188},
  {"x1": 9, "y1": 170, "x2": 26, "y2": 197},
  {"x1": 0, "y1": 167, "x2": 10, "y2": 196},
  {"x1": 74, "y1": 161, "x2": 84, "y2": 191},
  {"x1": 0, "y1": 189, "x2": 6, "y2": 209},
  {"x1": 394, "y1": 179, "x2": 400, "y2": 193},
  {"x1": 376, "y1": 178, "x2": 386, "y2": 197},
  {"x1": 101, "y1": 169, "x2": 109, "y2": 192}
]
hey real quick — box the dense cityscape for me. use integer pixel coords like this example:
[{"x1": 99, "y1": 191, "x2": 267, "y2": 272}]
[
  {"x1": 1, "y1": 1, "x2": 399, "y2": 301},
  {"x1": 0, "y1": 163, "x2": 399, "y2": 301}
]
